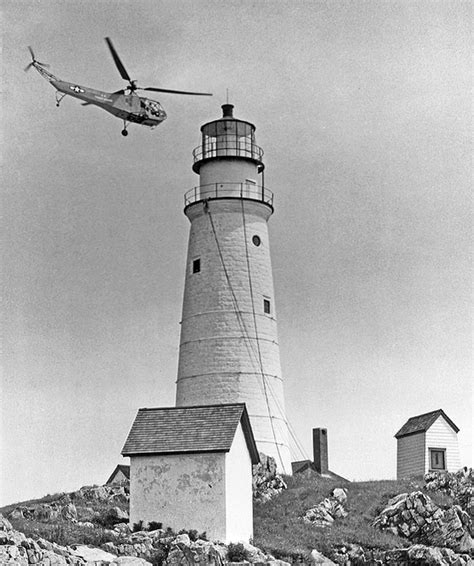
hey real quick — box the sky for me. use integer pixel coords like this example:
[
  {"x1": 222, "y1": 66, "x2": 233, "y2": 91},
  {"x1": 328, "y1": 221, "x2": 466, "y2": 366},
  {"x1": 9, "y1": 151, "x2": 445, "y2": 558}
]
[{"x1": 1, "y1": 0, "x2": 472, "y2": 506}]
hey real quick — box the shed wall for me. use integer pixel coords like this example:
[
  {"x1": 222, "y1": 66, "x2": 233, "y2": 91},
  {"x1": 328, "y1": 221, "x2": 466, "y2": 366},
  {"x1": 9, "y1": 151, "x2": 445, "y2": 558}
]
[
  {"x1": 129, "y1": 452, "x2": 226, "y2": 540},
  {"x1": 225, "y1": 422, "x2": 253, "y2": 543},
  {"x1": 397, "y1": 432, "x2": 425, "y2": 478},
  {"x1": 425, "y1": 416, "x2": 461, "y2": 473}
]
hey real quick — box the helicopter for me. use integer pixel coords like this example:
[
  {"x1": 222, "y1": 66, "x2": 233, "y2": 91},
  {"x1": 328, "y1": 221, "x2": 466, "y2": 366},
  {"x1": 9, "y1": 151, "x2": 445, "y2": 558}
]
[{"x1": 25, "y1": 38, "x2": 212, "y2": 136}]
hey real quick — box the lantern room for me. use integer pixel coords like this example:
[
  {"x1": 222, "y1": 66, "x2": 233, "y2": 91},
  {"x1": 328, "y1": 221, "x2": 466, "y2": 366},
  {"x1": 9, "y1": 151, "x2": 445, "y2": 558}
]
[{"x1": 192, "y1": 104, "x2": 264, "y2": 173}]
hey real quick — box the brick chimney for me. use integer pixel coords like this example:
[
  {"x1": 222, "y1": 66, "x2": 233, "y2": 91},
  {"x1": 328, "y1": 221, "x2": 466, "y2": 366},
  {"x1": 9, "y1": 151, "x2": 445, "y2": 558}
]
[{"x1": 313, "y1": 428, "x2": 328, "y2": 474}]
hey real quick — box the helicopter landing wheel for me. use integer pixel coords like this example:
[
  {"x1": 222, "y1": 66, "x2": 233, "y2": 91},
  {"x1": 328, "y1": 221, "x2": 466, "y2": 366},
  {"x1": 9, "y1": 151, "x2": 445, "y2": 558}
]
[{"x1": 121, "y1": 129, "x2": 128, "y2": 137}]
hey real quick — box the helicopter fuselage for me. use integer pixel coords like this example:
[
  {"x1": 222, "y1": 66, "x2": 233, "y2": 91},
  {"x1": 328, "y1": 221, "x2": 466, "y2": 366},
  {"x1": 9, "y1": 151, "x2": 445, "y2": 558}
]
[
  {"x1": 32, "y1": 62, "x2": 167, "y2": 129},
  {"x1": 53, "y1": 79, "x2": 167, "y2": 127}
]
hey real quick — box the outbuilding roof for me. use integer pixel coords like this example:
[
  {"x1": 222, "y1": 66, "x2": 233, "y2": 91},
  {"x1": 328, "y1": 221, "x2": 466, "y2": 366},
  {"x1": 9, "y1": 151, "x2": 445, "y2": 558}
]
[
  {"x1": 121, "y1": 403, "x2": 260, "y2": 464},
  {"x1": 106, "y1": 464, "x2": 130, "y2": 484},
  {"x1": 395, "y1": 409, "x2": 460, "y2": 439}
]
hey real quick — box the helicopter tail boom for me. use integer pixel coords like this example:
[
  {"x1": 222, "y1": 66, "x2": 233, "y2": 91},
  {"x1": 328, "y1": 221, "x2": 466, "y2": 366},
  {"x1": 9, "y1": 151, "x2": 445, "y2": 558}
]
[{"x1": 31, "y1": 62, "x2": 59, "y2": 83}]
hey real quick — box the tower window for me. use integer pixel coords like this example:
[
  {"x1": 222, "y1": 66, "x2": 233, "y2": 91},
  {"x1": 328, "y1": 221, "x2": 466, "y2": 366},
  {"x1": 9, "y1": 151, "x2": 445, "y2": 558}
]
[
  {"x1": 192, "y1": 258, "x2": 201, "y2": 273},
  {"x1": 252, "y1": 235, "x2": 261, "y2": 247},
  {"x1": 263, "y1": 298, "x2": 271, "y2": 314}
]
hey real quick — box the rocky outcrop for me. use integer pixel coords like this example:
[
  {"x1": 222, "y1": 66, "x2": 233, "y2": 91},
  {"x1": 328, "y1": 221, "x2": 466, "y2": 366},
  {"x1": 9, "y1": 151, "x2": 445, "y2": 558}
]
[
  {"x1": 303, "y1": 488, "x2": 348, "y2": 527},
  {"x1": 100, "y1": 529, "x2": 166, "y2": 559},
  {"x1": 8, "y1": 484, "x2": 129, "y2": 524},
  {"x1": 164, "y1": 533, "x2": 227, "y2": 566},
  {"x1": 74, "y1": 485, "x2": 129, "y2": 502},
  {"x1": 253, "y1": 453, "x2": 287, "y2": 502},
  {"x1": 373, "y1": 491, "x2": 474, "y2": 553},
  {"x1": 332, "y1": 542, "x2": 473, "y2": 565},
  {"x1": 0, "y1": 513, "x2": 151, "y2": 565},
  {"x1": 425, "y1": 468, "x2": 474, "y2": 519}
]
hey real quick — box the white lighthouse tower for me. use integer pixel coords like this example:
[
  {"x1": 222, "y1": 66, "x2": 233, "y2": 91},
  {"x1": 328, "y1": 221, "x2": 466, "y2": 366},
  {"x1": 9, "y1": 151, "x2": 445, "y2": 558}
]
[{"x1": 176, "y1": 104, "x2": 291, "y2": 474}]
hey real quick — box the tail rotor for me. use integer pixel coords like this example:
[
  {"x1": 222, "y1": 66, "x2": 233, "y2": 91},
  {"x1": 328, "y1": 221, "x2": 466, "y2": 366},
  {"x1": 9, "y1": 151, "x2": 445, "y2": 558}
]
[{"x1": 24, "y1": 46, "x2": 50, "y2": 72}]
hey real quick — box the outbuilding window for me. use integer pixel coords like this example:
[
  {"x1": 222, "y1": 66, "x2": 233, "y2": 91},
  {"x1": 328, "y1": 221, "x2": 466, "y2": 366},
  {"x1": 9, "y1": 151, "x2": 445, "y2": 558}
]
[
  {"x1": 429, "y1": 448, "x2": 446, "y2": 470},
  {"x1": 193, "y1": 258, "x2": 201, "y2": 273}
]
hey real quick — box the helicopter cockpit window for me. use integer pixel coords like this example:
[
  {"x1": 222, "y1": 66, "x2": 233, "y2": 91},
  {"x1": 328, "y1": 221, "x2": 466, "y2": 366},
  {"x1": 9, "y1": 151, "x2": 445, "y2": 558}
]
[{"x1": 142, "y1": 99, "x2": 163, "y2": 118}]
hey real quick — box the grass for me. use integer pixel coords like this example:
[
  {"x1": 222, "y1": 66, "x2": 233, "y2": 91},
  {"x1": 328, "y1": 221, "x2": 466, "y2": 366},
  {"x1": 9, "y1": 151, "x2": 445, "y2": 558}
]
[{"x1": 253, "y1": 473, "x2": 427, "y2": 562}]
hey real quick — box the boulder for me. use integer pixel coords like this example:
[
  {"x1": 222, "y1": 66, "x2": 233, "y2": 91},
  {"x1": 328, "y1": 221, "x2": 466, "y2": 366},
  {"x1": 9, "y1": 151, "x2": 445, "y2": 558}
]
[
  {"x1": 331, "y1": 488, "x2": 347, "y2": 504},
  {"x1": 112, "y1": 558, "x2": 152, "y2": 565},
  {"x1": 34, "y1": 503, "x2": 60, "y2": 522},
  {"x1": 0, "y1": 544, "x2": 28, "y2": 565},
  {"x1": 239, "y1": 541, "x2": 269, "y2": 563},
  {"x1": 309, "y1": 549, "x2": 336, "y2": 565},
  {"x1": 78, "y1": 484, "x2": 110, "y2": 500},
  {"x1": 165, "y1": 536, "x2": 227, "y2": 566},
  {"x1": 8, "y1": 508, "x2": 24, "y2": 520},
  {"x1": 0, "y1": 515, "x2": 13, "y2": 531},
  {"x1": 60, "y1": 502, "x2": 77, "y2": 521},
  {"x1": 114, "y1": 522, "x2": 132, "y2": 535},
  {"x1": 303, "y1": 489, "x2": 348, "y2": 527},
  {"x1": 70, "y1": 544, "x2": 118, "y2": 562},
  {"x1": 108, "y1": 506, "x2": 130, "y2": 523}
]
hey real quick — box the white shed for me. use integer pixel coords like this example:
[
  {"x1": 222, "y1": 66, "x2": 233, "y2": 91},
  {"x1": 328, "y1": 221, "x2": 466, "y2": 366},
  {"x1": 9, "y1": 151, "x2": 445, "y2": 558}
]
[
  {"x1": 121, "y1": 403, "x2": 259, "y2": 543},
  {"x1": 395, "y1": 409, "x2": 461, "y2": 479}
]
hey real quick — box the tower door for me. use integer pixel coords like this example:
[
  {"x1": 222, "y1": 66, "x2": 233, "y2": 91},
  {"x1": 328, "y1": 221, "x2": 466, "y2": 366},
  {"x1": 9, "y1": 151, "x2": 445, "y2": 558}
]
[{"x1": 244, "y1": 178, "x2": 256, "y2": 199}]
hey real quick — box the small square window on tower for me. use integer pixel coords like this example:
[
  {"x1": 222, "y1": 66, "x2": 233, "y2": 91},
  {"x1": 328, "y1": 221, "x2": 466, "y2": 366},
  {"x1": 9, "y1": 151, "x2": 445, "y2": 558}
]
[
  {"x1": 263, "y1": 298, "x2": 271, "y2": 314},
  {"x1": 192, "y1": 258, "x2": 201, "y2": 274}
]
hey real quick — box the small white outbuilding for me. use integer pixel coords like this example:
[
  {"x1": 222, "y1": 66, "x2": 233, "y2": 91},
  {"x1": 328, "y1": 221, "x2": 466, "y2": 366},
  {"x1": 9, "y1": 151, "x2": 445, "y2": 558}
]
[
  {"x1": 395, "y1": 409, "x2": 461, "y2": 479},
  {"x1": 121, "y1": 403, "x2": 259, "y2": 543}
]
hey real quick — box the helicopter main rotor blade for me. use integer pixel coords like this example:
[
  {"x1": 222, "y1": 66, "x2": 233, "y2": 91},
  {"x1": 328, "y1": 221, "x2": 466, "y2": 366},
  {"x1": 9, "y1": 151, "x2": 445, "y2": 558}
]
[
  {"x1": 105, "y1": 37, "x2": 132, "y2": 83},
  {"x1": 142, "y1": 87, "x2": 212, "y2": 96}
]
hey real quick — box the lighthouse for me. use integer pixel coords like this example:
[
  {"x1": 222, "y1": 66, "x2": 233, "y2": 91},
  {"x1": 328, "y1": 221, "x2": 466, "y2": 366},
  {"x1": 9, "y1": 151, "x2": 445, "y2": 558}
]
[{"x1": 176, "y1": 104, "x2": 291, "y2": 474}]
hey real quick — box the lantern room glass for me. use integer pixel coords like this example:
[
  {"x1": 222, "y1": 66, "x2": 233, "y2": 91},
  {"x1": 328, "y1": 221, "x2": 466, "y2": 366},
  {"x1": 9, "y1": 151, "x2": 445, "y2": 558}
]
[{"x1": 199, "y1": 119, "x2": 261, "y2": 161}]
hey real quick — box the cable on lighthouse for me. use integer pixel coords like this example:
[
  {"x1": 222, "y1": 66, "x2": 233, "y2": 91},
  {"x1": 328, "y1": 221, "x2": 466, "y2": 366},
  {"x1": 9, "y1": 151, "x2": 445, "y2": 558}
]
[
  {"x1": 239, "y1": 201, "x2": 310, "y2": 464},
  {"x1": 240, "y1": 199, "x2": 285, "y2": 470},
  {"x1": 205, "y1": 201, "x2": 309, "y2": 470},
  {"x1": 205, "y1": 203, "x2": 288, "y2": 470},
  {"x1": 205, "y1": 205, "x2": 263, "y2": 373}
]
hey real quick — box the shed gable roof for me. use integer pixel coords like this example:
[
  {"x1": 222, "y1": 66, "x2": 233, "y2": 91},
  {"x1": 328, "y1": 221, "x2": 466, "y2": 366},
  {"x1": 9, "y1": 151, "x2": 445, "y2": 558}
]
[
  {"x1": 121, "y1": 403, "x2": 259, "y2": 464},
  {"x1": 106, "y1": 464, "x2": 130, "y2": 484},
  {"x1": 395, "y1": 409, "x2": 459, "y2": 439}
]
